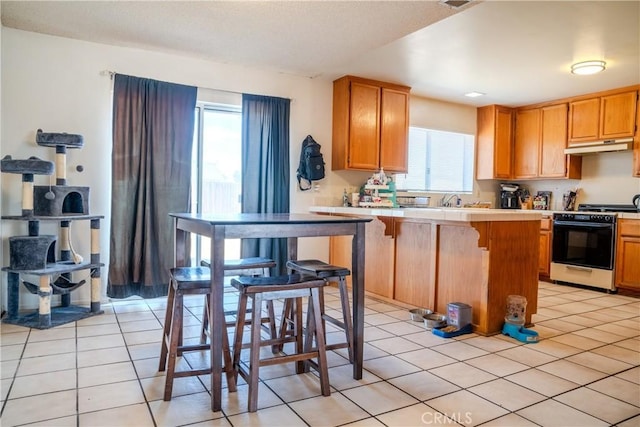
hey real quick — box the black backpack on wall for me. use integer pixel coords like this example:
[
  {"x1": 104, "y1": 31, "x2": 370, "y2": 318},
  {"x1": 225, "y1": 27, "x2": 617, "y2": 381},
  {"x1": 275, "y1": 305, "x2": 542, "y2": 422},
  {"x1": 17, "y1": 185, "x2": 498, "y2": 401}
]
[{"x1": 296, "y1": 135, "x2": 325, "y2": 191}]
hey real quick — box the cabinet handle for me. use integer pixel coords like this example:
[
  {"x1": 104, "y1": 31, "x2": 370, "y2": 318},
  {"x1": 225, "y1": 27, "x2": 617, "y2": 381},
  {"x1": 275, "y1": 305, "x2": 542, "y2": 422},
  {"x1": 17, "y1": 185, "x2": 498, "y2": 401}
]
[{"x1": 566, "y1": 265, "x2": 592, "y2": 273}]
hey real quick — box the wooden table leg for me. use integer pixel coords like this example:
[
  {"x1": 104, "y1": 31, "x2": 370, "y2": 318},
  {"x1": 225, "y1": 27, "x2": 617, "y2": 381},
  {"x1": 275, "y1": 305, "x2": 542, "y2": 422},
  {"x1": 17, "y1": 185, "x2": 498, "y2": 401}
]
[
  {"x1": 210, "y1": 225, "x2": 225, "y2": 412},
  {"x1": 352, "y1": 222, "x2": 365, "y2": 379}
]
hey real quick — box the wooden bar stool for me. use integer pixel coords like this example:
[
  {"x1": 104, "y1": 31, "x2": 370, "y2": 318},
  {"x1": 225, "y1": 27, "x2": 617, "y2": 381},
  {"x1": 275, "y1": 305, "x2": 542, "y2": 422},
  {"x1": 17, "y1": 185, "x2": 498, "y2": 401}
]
[
  {"x1": 231, "y1": 274, "x2": 331, "y2": 412},
  {"x1": 283, "y1": 259, "x2": 353, "y2": 362},
  {"x1": 159, "y1": 266, "x2": 237, "y2": 401},
  {"x1": 159, "y1": 257, "x2": 276, "y2": 401}
]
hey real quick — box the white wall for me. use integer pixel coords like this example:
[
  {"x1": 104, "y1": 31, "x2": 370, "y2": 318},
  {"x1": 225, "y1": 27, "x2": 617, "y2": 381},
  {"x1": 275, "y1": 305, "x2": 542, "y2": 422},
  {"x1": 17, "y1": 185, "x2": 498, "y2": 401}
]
[
  {"x1": 525, "y1": 151, "x2": 640, "y2": 210},
  {"x1": 1, "y1": 28, "x2": 339, "y2": 309}
]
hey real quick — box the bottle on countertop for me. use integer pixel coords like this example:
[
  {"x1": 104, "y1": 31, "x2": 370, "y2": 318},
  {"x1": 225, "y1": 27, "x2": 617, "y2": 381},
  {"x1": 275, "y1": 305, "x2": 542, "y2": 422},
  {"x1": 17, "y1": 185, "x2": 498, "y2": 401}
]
[
  {"x1": 379, "y1": 168, "x2": 387, "y2": 185},
  {"x1": 343, "y1": 188, "x2": 349, "y2": 207}
]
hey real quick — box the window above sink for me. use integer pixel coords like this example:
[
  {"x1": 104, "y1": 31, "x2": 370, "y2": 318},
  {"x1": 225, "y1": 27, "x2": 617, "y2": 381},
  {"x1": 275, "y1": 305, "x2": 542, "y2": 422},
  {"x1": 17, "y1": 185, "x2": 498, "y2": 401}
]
[{"x1": 393, "y1": 127, "x2": 474, "y2": 193}]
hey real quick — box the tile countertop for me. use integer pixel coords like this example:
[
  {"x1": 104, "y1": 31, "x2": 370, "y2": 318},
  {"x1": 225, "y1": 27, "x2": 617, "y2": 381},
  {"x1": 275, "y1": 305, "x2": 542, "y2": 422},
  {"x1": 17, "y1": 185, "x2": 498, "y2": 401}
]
[
  {"x1": 309, "y1": 206, "x2": 543, "y2": 222},
  {"x1": 311, "y1": 207, "x2": 640, "y2": 220},
  {"x1": 620, "y1": 212, "x2": 640, "y2": 219}
]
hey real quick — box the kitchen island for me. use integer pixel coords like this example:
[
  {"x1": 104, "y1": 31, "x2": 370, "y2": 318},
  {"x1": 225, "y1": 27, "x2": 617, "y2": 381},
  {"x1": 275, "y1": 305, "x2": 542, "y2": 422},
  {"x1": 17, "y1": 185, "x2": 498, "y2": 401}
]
[{"x1": 311, "y1": 206, "x2": 543, "y2": 335}]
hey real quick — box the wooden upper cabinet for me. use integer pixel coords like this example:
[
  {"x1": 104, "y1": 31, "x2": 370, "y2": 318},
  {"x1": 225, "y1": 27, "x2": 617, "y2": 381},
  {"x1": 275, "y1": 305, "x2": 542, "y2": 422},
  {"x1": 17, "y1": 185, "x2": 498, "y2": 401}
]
[
  {"x1": 541, "y1": 103, "x2": 581, "y2": 178},
  {"x1": 380, "y1": 88, "x2": 410, "y2": 172},
  {"x1": 514, "y1": 108, "x2": 541, "y2": 179},
  {"x1": 568, "y1": 89, "x2": 638, "y2": 144},
  {"x1": 634, "y1": 100, "x2": 640, "y2": 177},
  {"x1": 568, "y1": 97, "x2": 600, "y2": 143},
  {"x1": 476, "y1": 105, "x2": 513, "y2": 180},
  {"x1": 600, "y1": 91, "x2": 638, "y2": 139},
  {"x1": 332, "y1": 75, "x2": 410, "y2": 172},
  {"x1": 348, "y1": 81, "x2": 381, "y2": 170},
  {"x1": 514, "y1": 103, "x2": 581, "y2": 179},
  {"x1": 635, "y1": 137, "x2": 640, "y2": 177}
]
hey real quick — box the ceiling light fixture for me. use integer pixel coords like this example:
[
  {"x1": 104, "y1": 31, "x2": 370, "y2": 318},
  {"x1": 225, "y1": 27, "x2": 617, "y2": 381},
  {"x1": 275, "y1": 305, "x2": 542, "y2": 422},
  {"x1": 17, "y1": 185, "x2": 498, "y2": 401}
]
[
  {"x1": 464, "y1": 91, "x2": 485, "y2": 98},
  {"x1": 571, "y1": 60, "x2": 606, "y2": 75}
]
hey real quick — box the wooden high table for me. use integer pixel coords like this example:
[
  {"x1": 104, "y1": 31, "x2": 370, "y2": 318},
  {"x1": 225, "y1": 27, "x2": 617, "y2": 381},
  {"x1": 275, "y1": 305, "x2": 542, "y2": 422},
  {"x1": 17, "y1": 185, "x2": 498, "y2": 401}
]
[{"x1": 169, "y1": 212, "x2": 371, "y2": 411}]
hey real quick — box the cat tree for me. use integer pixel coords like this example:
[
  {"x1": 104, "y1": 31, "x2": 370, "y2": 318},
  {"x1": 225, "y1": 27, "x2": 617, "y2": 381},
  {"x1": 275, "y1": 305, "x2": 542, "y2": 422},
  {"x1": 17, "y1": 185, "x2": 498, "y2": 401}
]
[{"x1": 1, "y1": 129, "x2": 104, "y2": 328}]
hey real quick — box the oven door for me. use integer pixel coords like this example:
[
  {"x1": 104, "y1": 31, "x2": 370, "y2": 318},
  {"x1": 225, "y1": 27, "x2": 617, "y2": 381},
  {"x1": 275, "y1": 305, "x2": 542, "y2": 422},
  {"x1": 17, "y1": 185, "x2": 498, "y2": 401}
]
[{"x1": 552, "y1": 220, "x2": 615, "y2": 270}]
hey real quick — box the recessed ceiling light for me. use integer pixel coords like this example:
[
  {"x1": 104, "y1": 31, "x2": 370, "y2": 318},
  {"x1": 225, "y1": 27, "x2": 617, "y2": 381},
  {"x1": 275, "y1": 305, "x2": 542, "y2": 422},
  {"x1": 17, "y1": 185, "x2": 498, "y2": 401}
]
[
  {"x1": 571, "y1": 60, "x2": 606, "y2": 75},
  {"x1": 464, "y1": 92, "x2": 485, "y2": 98}
]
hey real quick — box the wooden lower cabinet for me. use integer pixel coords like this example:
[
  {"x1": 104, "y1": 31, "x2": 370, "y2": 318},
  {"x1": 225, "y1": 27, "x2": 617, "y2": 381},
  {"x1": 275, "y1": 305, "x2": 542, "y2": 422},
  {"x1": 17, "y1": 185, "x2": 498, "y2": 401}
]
[
  {"x1": 329, "y1": 216, "x2": 394, "y2": 298},
  {"x1": 539, "y1": 217, "x2": 552, "y2": 279},
  {"x1": 394, "y1": 219, "x2": 433, "y2": 307},
  {"x1": 435, "y1": 221, "x2": 539, "y2": 335},
  {"x1": 615, "y1": 219, "x2": 640, "y2": 291},
  {"x1": 329, "y1": 214, "x2": 540, "y2": 335}
]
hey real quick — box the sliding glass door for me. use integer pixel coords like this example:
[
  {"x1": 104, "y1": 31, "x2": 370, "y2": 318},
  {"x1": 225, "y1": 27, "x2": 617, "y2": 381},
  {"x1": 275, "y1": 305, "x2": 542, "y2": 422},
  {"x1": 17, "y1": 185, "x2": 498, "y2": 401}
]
[{"x1": 191, "y1": 103, "x2": 242, "y2": 264}]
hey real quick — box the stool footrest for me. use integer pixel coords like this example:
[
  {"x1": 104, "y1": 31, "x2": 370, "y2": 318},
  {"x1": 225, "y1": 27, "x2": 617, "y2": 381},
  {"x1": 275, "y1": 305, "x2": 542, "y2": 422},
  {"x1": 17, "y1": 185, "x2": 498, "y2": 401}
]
[
  {"x1": 259, "y1": 351, "x2": 322, "y2": 367},
  {"x1": 326, "y1": 342, "x2": 350, "y2": 351},
  {"x1": 172, "y1": 368, "x2": 211, "y2": 378},
  {"x1": 177, "y1": 343, "x2": 210, "y2": 352},
  {"x1": 323, "y1": 315, "x2": 346, "y2": 330}
]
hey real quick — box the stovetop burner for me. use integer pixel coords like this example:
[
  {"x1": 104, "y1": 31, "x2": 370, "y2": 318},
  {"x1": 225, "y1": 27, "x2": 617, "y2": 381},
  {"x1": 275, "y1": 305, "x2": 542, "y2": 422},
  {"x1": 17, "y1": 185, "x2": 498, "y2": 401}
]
[{"x1": 578, "y1": 203, "x2": 639, "y2": 213}]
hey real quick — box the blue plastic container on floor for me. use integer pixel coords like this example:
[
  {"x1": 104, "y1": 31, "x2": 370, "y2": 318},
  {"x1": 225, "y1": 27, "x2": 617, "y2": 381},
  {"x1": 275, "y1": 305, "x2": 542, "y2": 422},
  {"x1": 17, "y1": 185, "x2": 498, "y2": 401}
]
[{"x1": 502, "y1": 322, "x2": 539, "y2": 343}]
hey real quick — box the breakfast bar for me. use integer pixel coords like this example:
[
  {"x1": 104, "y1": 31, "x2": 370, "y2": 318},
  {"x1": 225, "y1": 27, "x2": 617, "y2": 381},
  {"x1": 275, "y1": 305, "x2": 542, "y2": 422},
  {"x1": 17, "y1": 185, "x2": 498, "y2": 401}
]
[
  {"x1": 170, "y1": 212, "x2": 371, "y2": 411},
  {"x1": 311, "y1": 206, "x2": 543, "y2": 336}
]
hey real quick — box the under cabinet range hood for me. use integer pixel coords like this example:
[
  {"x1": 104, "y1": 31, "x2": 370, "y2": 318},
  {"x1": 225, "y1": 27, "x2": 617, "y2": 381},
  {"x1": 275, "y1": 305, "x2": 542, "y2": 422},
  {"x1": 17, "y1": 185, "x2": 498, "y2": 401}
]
[{"x1": 564, "y1": 138, "x2": 633, "y2": 155}]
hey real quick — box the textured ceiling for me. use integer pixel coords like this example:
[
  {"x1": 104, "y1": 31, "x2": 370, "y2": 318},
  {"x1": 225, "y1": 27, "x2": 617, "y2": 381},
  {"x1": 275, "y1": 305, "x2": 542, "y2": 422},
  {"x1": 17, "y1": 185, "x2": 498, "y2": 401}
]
[
  {"x1": 1, "y1": 1, "x2": 639, "y2": 107},
  {"x1": 0, "y1": 1, "x2": 464, "y2": 77}
]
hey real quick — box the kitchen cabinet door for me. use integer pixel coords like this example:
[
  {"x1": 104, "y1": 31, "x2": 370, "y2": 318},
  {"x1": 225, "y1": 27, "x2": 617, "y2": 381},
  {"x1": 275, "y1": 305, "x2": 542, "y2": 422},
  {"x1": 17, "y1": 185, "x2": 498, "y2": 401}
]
[
  {"x1": 540, "y1": 103, "x2": 579, "y2": 178},
  {"x1": 568, "y1": 97, "x2": 600, "y2": 144},
  {"x1": 635, "y1": 138, "x2": 640, "y2": 177},
  {"x1": 568, "y1": 90, "x2": 638, "y2": 144},
  {"x1": 635, "y1": 102, "x2": 640, "y2": 177},
  {"x1": 615, "y1": 219, "x2": 640, "y2": 290},
  {"x1": 514, "y1": 103, "x2": 580, "y2": 179},
  {"x1": 476, "y1": 105, "x2": 513, "y2": 180},
  {"x1": 600, "y1": 91, "x2": 638, "y2": 139},
  {"x1": 539, "y1": 217, "x2": 552, "y2": 278},
  {"x1": 514, "y1": 108, "x2": 541, "y2": 179},
  {"x1": 380, "y1": 88, "x2": 409, "y2": 172},
  {"x1": 394, "y1": 219, "x2": 433, "y2": 308},
  {"x1": 348, "y1": 81, "x2": 381, "y2": 170},
  {"x1": 332, "y1": 75, "x2": 410, "y2": 172}
]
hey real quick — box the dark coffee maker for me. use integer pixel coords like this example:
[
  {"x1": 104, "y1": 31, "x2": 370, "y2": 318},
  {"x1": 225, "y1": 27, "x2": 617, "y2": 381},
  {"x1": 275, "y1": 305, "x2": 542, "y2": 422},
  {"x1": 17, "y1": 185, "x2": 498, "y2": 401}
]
[{"x1": 500, "y1": 183, "x2": 520, "y2": 209}]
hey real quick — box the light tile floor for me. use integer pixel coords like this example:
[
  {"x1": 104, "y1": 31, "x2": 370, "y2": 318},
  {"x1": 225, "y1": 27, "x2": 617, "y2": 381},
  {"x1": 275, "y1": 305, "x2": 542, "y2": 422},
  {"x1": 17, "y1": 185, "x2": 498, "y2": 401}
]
[{"x1": 1, "y1": 282, "x2": 639, "y2": 426}]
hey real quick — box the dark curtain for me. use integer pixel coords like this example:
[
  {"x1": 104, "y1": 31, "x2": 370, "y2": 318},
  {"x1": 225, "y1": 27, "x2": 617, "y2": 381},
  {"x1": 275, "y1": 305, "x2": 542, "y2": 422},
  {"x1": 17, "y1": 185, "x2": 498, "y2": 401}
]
[
  {"x1": 240, "y1": 94, "x2": 291, "y2": 275},
  {"x1": 107, "y1": 74, "x2": 197, "y2": 298}
]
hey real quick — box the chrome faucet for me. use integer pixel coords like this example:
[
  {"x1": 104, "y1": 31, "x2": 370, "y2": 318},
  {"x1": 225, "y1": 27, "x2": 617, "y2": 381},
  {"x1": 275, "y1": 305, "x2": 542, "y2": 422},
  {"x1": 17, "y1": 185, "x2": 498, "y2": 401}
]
[{"x1": 440, "y1": 193, "x2": 462, "y2": 207}]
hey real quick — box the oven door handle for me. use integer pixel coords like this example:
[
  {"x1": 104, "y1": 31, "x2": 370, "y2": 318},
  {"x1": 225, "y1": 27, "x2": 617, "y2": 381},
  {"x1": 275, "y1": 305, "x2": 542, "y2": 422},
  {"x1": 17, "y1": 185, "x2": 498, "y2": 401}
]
[
  {"x1": 553, "y1": 220, "x2": 614, "y2": 228},
  {"x1": 566, "y1": 265, "x2": 593, "y2": 273}
]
